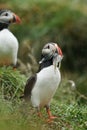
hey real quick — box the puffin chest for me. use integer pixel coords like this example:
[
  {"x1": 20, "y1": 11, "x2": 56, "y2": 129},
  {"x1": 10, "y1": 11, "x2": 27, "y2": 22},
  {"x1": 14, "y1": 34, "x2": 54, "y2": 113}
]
[
  {"x1": 31, "y1": 65, "x2": 61, "y2": 107},
  {"x1": 37, "y1": 65, "x2": 60, "y2": 89},
  {"x1": 0, "y1": 29, "x2": 18, "y2": 65}
]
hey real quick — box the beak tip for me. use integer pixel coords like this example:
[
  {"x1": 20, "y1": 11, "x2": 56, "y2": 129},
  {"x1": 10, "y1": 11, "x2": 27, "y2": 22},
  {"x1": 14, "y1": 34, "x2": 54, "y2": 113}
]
[{"x1": 16, "y1": 16, "x2": 21, "y2": 23}]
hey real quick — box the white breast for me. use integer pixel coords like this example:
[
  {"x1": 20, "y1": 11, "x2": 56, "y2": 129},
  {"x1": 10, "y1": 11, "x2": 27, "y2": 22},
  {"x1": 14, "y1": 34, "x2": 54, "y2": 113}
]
[
  {"x1": 0, "y1": 29, "x2": 18, "y2": 65},
  {"x1": 31, "y1": 65, "x2": 61, "y2": 108}
]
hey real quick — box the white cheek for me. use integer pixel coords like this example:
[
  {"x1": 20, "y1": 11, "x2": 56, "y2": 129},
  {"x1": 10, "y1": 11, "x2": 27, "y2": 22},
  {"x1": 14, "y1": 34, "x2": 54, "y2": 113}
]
[{"x1": 42, "y1": 49, "x2": 50, "y2": 55}]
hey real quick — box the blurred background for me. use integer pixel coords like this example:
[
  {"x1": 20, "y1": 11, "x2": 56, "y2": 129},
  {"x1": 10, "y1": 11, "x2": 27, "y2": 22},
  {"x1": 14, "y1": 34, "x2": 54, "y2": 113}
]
[{"x1": 0, "y1": 0, "x2": 87, "y2": 102}]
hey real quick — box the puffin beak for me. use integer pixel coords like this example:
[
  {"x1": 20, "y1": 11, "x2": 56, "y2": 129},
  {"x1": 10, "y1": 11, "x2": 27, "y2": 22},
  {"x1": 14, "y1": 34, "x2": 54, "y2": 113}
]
[
  {"x1": 13, "y1": 13, "x2": 21, "y2": 23},
  {"x1": 54, "y1": 44, "x2": 63, "y2": 57},
  {"x1": 53, "y1": 44, "x2": 63, "y2": 69}
]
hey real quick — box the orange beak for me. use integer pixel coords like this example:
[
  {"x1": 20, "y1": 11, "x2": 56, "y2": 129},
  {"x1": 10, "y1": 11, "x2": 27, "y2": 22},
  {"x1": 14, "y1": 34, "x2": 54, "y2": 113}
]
[
  {"x1": 55, "y1": 43, "x2": 63, "y2": 56},
  {"x1": 13, "y1": 13, "x2": 21, "y2": 23}
]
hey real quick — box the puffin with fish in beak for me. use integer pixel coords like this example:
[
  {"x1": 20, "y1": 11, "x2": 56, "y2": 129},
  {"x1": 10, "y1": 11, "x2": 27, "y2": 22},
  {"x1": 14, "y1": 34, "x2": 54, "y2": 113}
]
[{"x1": 23, "y1": 42, "x2": 63, "y2": 121}]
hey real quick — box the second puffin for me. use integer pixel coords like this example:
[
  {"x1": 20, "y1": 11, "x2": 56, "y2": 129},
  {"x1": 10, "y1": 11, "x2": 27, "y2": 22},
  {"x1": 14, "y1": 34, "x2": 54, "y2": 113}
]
[{"x1": 23, "y1": 42, "x2": 63, "y2": 121}]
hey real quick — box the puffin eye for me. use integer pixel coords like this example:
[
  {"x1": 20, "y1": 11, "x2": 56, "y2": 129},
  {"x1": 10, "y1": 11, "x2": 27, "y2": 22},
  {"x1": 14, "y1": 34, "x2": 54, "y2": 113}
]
[
  {"x1": 5, "y1": 13, "x2": 8, "y2": 16},
  {"x1": 47, "y1": 45, "x2": 50, "y2": 49}
]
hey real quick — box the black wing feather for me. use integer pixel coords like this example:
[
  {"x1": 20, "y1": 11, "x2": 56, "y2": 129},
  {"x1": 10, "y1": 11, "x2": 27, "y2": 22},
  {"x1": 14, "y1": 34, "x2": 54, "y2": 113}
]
[{"x1": 24, "y1": 74, "x2": 37, "y2": 99}]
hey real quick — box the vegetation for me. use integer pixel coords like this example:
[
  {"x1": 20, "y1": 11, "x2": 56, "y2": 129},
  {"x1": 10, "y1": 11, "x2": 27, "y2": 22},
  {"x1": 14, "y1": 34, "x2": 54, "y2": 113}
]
[
  {"x1": 0, "y1": 67, "x2": 86, "y2": 130},
  {"x1": 0, "y1": 67, "x2": 26, "y2": 101},
  {"x1": 0, "y1": 0, "x2": 87, "y2": 130}
]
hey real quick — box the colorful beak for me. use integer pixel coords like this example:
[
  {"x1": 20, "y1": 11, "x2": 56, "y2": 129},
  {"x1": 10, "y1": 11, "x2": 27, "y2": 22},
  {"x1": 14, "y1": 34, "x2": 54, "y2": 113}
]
[
  {"x1": 13, "y1": 13, "x2": 21, "y2": 23},
  {"x1": 54, "y1": 44, "x2": 63, "y2": 56}
]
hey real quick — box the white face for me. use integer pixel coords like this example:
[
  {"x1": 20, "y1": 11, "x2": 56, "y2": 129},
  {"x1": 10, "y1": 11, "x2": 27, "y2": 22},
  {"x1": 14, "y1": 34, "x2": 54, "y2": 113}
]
[
  {"x1": 42, "y1": 43, "x2": 56, "y2": 56},
  {"x1": 0, "y1": 10, "x2": 14, "y2": 24},
  {"x1": 41, "y1": 43, "x2": 63, "y2": 67}
]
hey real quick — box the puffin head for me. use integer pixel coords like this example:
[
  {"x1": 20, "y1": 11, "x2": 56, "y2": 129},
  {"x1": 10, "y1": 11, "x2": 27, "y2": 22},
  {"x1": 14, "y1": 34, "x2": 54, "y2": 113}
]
[
  {"x1": 39, "y1": 42, "x2": 63, "y2": 67},
  {"x1": 0, "y1": 9, "x2": 21, "y2": 29}
]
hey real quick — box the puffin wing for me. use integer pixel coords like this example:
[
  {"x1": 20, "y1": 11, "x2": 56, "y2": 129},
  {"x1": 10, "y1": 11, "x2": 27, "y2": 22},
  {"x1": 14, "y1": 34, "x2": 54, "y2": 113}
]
[{"x1": 24, "y1": 74, "x2": 37, "y2": 99}]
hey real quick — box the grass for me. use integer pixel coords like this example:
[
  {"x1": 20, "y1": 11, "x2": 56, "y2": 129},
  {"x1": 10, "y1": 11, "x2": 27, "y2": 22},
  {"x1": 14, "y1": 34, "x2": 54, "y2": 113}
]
[
  {"x1": 0, "y1": 97, "x2": 87, "y2": 130},
  {"x1": 0, "y1": 67, "x2": 26, "y2": 101},
  {"x1": 0, "y1": 67, "x2": 87, "y2": 130}
]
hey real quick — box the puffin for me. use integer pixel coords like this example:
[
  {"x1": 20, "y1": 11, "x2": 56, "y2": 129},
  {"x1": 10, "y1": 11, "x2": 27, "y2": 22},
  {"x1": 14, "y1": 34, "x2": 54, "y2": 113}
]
[
  {"x1": 23, "y1": 42, "x2": 63, "y2": 121},
  {"x1": 0, "y1": 9, "x2": 21, "y2": 67}
]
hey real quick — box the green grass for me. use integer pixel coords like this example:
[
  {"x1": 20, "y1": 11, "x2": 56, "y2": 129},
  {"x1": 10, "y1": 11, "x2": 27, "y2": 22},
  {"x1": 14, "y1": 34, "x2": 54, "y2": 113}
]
[
  {"x1": 0, "y1": 67, "x2": 26, "y2": 101},
  {"x1": 0, "y1": 97, "x2": 87, "y2": 130},
  {"x1": 0, "y1": 67, "x2": 87, "y2": 130}
]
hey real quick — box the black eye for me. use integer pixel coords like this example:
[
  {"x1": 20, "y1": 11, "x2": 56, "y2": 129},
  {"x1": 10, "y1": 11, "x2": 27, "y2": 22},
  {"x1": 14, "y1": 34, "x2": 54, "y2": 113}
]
[
  {"x1": 48, "y1": 45, "x2": 50, "y2": 49},
  {"x1": 5, "y1": 13, "x2": 8, "y2": 16}
]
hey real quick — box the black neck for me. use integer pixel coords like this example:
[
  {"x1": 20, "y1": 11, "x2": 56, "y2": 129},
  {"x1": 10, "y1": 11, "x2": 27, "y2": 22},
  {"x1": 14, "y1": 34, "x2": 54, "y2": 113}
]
[
  {"x1": 0, "y1": 23, "x2": 9, "y2": 31},
  {"x1": 38, "y1": 57, "x2": 53, "y2": 71}
]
